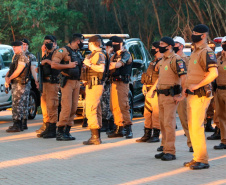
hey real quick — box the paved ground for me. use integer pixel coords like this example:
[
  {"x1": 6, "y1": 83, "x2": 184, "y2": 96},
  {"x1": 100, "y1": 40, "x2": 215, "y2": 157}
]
[{"x1": 0, "y1": 110, "x2": 225, "y2": 185}]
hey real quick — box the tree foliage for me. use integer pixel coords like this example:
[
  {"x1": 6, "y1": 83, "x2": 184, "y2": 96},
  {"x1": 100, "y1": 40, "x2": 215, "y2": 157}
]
[{"x1": 0, "y1": 0, "x2": 225, "y2": 53}]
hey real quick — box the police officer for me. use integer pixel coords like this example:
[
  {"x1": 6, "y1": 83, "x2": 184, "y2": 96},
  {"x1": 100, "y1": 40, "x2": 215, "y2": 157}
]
[
  {"x1": 36, "y1": 35, "x2": 60, "y2": 138},
  {"x1": 5, "y1": 41, "x2": 31, "y2": 132},
  {"x1": 173, "y1": 36, "x2": 193, "y2": 152},
  {"x1": 214, "y1": 36, "x2": 226, "y2": 150},
  {"x1": 21, "y1": 38, "x2": 38, "y2": 130},
  {"x1": 136, "y1": 41, "x2": 162, "y2": 143},
  {"x1": 183, "y1": 24, "x2": 218, "y2": 170},
  {"x1": 147, "y1": 37, "x2": 187, "y2": 161},
  {"x1": 108, "y1": 36, "x2": 133, "y2": 139},
  {"x1": 83, "y1": 35, "x2": 106, "y2": 145},
  {"x1": 100, "y1": 40, "x2": 114, "y2": 132},
  {"x1": 52, "y1": 33, "x2": 84, "y2": 141}
]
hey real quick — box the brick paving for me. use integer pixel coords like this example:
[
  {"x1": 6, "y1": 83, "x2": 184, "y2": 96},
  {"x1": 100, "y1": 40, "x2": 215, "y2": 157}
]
[{"x1": 0, "y1": 110, "x2": 225, "y2": 185}]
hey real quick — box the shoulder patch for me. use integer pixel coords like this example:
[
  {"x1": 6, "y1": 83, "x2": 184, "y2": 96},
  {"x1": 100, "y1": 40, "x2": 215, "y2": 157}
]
[
  {"x1": 176, "y1": 59, "x2": 184, "y2": 68},
  {"x1": 58, "y1": 49, "x2": 63, "y2": 53},
  {"x1": 207, "y1": 51, "x2": 215, "y2": 60}
]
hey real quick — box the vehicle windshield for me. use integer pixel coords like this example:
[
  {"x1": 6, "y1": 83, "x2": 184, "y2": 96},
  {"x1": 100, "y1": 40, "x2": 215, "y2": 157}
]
[{"x1": 0, "y1": 48, "x2": 13, "y2": 68}]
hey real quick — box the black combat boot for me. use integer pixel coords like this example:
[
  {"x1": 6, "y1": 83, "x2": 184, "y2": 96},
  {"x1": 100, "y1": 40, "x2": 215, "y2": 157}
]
[
  {"x1": 43, "y1": 123, "x2": 56, "y2": 138},
  {"x1": 64, "y1": 125, "x2": 76, "y2": 140},
  {"x1": 82, "y1": 117, "x2": 88, "y2": 127},
  {"x1": 136, "y1": 127, "x2": 152, "y2": 142},
  {"x1": 125, "y1": 125, "x2": 133, "y2": 139},
  {"x1": 56, "y1": 126, "x2": 70, "y2": 141},
  {"x1": 37, "y1": 122, "x2": 49, "y2": 137},
  {"x1": 207, "y1": 126, "x2": 221, "y2": 140},
  {"x1": 22, "y1": 119, "x2": 28, "y2": 130},
  {"x1": 147, "y1": 128, "x2": 160, "y2": 143},
  {"x1": 83, "y1": 129, "x2": 101, "y2": 145},
  {"x1": 106, "y1": 119, "x2": 116, "y2": 135},
  {"x1": 100, "y1": 119, "x2": 109, "y2": 132},
  {"x1": 108, "y1": 125, "x2": 124, "y2": 138},
  {"x1": 214, "y1": 143, "x2": 226, "y2": 150},
  {"x1": 6, "y1": 120, "x2": 21, "y2": 132},
  {"x1": 157, "y1": 146, "x2": 163, "y2": 151},
  {"x1": 205, "y1": 118, "x2": 215, "y2": 132},
  {"x1": 36, "y1": 122, "x2": 47, "y2": 134}
]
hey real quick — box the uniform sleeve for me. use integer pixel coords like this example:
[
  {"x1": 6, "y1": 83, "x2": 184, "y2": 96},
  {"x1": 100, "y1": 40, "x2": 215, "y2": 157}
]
[
  {"x1": 29, "y1": 54, "x2": 37, "y2": 66},
  {"x1": 200, "y1": 50, "x2": 217, "y2": 71},
  {"x1": 18, "y1": 54, "x2": 28, "y2": 67},
  {"x1": 171, "y1": 58, "x2": 187, "y2": 77},
  {"x1": 91, "y1": 53, "x2": 105, "y2": 65},
  {"x1": 121, "y1": 51, "x2": 131, "y2": 64},
  {"x1": 155, "y1": 60, "x2": 161, "y2": 72},
  {"x1": 52, "y1": 48, "x2": 68, "y2": 64}
]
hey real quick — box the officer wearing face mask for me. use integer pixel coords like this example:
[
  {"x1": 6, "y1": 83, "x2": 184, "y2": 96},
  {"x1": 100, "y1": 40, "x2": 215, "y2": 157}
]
[
  {"x1": 36, "y1": 35, "x2": 60, "y2": 139},
  {"x1": 108, "y1": 36, "x2": 133, "y2": 139},
  {"x1": 147, "y1": 37, "x2": 187, "y2": 161},
  {"x1": 214, "y1": 36, "x2": 226, "y2": 150},
  {"x1": 183, "y1": 24, "x2": 218, "y2": 170},
  {"x1": 51, "y1": 33, "x2": 84, "y2": 141},
  {"x1": 136, "y1": 41, "x2": 162, "y2": 145},
  {"x1": 173, "y1": 36, "x2": 193, "y2": 152}
]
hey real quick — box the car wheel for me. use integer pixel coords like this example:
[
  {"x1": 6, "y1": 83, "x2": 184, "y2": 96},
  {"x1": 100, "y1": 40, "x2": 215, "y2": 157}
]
[
  {"x1": 128, "y1": 90, "x2": 134, "y2": 120},
  {"x1": 28, "y1": 90, "x2": 37, "y2": 119}
]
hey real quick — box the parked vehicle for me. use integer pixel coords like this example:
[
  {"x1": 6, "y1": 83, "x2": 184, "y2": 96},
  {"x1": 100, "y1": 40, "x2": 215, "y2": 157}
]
[{"x1": 0, "y1": 44, "x2": 40, "y2": 119}]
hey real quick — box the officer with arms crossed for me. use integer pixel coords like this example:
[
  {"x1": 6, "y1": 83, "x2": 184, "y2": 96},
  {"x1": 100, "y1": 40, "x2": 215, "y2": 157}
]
[
  {"x1": 37, "y1": 35, "x2": 60, "y2": 138},
  {"x1": 52, "y1": 33, "x2": 84, "y2": 141},
  {"x1": 5, "y1": 41, "x2": 31, "y2": 132},
  {"x1": 147, "y1": 37, "x2": 187, "y2": 161},
  {"x1": 136, "y1": 41, "x2": 162, "y2": 143},
  {"x1": 173, "y1": 36, "x2": 193, "y2": 152},
  {"x1": 82, "y1": 35, "x2": 106, "y2": 145},
  {"x1": 183, "y1": 24, "x2": 218, "y2": 170},
  {"x1": 108, "y1": 36, "x2": 133, "y2": 139}
]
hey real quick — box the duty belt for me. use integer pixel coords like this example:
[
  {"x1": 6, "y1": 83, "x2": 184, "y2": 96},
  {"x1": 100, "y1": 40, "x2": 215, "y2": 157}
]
[
  {"x1": 217, "y1": 85, "x2": 226, "y2": 90},
  {"x1": 43, "y1": 76, "x2": 59, "y2": 84},
  {"x1": 186, "y1": 85, "x2": 212, "y2": 97},
  {"x1": 111, "y1": 75, "x2": 130, "y2": 83},
  {"x1": 157, "y1": 85, "x2": 181, "y2": 97}
]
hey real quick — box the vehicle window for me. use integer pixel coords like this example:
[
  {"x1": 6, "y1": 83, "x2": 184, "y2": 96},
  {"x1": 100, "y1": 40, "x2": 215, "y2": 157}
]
[
  {"x1": 0, "y1": 48, "x2": 13, "y2": 68},
  {"x1": 133, "y1": 44, "x2": 143, "y2": 60},
  {"x1": 128, "y1": 45, "x2": 136, "y2": 60}
]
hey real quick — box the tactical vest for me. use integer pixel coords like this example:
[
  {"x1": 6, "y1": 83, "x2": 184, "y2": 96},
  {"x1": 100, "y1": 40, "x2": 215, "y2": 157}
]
[
  {"x1": 145, "y1": 59, "x2": 160, "y2": 85},
  {"x1": 110, "y1": 51, "x2": 132, "y2": 77},
  {"x1": 10, "y1": 53, "x2": 30, "y2": 84},
  {"x1": 186, "y1": 48, "x2": 207, "y2": 86},
  {"x1": 216, "y1": 56, "x2": 226, "y2": 86},
  {"x1": 157, "y1": 55, "x2": 181, "y2": 90},
  {"x1": 86, "y1": 51, "x2": 106, "y2": 82},
  {"x1": 42, "y1": 49, "x2": 60, "y2": 78},
  {"x1": 61, "y1": 46, "x2": 83, "y2": 80}
]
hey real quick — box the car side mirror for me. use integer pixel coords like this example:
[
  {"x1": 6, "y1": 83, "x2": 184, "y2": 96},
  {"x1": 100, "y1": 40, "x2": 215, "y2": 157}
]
[{"x1": 132, "y1": 59, "x2": 143, "y2": 68}]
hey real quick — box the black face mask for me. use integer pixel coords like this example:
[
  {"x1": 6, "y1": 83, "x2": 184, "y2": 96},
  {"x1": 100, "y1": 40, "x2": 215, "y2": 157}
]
[
  {"x1": 159, "y1": 46, "x2": 168, "y2": 53},
  {"x1": 222, "y1": 44, "x2": 226, "y2": 51},
  {"x1": 173, "y1": 47, "x2": 179, "y2": 53},
  {"x1": 78, "y1": 41, "x2": 83, "y2": 49},
  {"x1": 191, "y1": 34, "x2": 203, "y2": 43},
  {"x1": 151, "y1": 49, "x2": 157, "y2": 56},
  {"x1": 45, "y1": 43, "x2": 53, "y2": 50},
  {"x1": 113, "y1": 44, "x2": 121, "y2": 52}
]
